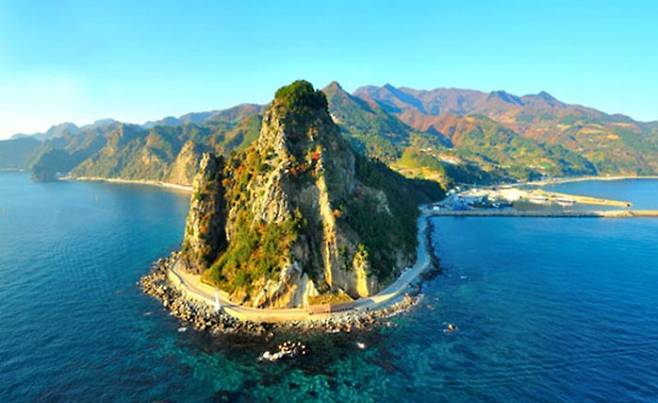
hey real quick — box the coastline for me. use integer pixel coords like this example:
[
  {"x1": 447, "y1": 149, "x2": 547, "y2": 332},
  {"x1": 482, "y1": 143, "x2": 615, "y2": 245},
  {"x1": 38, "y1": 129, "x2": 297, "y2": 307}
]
[
  {"x1": 438, "y1": 175, "x2": 658, "y2": 218},
  {"x1": 62, "y1": 176, "x2": 193, "y2": 193},
  {"x1": 141, "y1": 211, "x2": 439, "y2": 333}
]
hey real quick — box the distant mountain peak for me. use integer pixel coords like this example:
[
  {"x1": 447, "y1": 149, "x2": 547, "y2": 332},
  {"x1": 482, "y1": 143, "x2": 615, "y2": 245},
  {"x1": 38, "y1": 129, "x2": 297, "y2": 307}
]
[
  {"x1": 91, "y1": 118, "x2": 118, "y2": 126},
  {"x1": 49, "y1": 122, "x2": 78, "y2": 129},
  {"x1": 322, "y1": 81, "x2": 349, "y2": 97},
  {"x1": 537, "y1": 90, "x2": 555, "y2": 99},
  {"x1": 42, "y1": 122, "x2": 81, "y2": 140},
  {"x1": 523, "y1": 91, "x2": 563, "y2": 107},
  {"x1": 325, "y1": 80, "x2": 343, "y2": 90},
  {"x1": 45, "y1": 122, "x2": 79, "y2": 133},
  {"x1": 487, "y1": 90, "x2": 523, "y2": 106}
]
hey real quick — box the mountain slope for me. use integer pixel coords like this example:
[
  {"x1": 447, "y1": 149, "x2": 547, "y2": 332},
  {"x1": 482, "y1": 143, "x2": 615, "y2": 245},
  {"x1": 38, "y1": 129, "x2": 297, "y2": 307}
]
[
  {"x1": 69, "y1": 107, "x2": 264, "y2": 185},
  {"x1": 323, "y1": 81, "x2": 422, "y2": 161},
  {"x1": 6, "y1": 81, "x2": 657, "y2": 187},
  {"x1": 143, "y1": 104, "x2": 264, "y2": 129},
  {"x1": 0, "y1": 137, "x2": 41, "y2": 170},
  {"x1": 356, "y1": 84, "x2": 658, "y2": 176},
  {"x1": 30, "y1": 127, "x2": 111, "y2": 181}
]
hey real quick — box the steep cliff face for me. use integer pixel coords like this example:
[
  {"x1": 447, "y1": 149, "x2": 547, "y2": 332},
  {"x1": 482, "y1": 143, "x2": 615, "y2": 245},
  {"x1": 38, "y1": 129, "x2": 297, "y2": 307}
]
[
  {"x1": 184, "y1": 81, "x2": 440, "y2": 308},
  {"x1": 180, "y1": 153, "x2": 227, "y2": 274},
  {"x1": 167, "y1": 141, "x2": 203, "y2": 185}
]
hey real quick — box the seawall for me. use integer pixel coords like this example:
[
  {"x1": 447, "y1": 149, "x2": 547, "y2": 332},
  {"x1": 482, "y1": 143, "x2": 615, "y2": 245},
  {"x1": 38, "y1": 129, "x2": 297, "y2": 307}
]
[{"x1": 428, "y1": 209, "x2": 658, "y2": 218}]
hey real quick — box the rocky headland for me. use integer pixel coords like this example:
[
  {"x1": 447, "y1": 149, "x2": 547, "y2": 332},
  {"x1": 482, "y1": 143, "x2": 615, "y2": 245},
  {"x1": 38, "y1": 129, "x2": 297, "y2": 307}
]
[{"x1": 141, "y1": 80, "x2": 442, "y2": 334}]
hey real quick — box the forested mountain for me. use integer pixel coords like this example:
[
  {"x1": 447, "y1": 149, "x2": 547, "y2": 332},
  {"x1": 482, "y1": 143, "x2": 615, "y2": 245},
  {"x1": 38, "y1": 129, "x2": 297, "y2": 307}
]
[
  {"x1": 356, "y1": 84, "x2": 658, "y2": 178},
  {"x1": 1, "y1": 106, "x2": 263, "y2": 183},
  {"x1": 0, "y1": 137, "x2": 41, "y2": 170},
  {"x1": 2, "y1": 81, "x2": 656, "y2": 188}
]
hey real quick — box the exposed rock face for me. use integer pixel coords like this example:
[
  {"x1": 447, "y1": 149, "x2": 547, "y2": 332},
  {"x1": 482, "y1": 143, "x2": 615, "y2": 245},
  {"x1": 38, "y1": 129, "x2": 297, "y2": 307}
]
[
  {"x1": 196, "y1": 81, "x2": 425, "y2": 307},
  {"x1": 181, "y1": 153, "x2": 227, "y2": 273},
  {"x1": 173, "y1": 81, "x2": 440, "y2": 308},
  {"x1": 236, "y1": 82, "x2": 371, "y2": 304}
]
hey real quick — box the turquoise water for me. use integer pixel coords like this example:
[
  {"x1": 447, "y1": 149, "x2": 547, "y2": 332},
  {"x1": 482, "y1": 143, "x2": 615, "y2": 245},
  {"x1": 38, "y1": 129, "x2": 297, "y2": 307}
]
[{"x1": 2, "y1": 172, "x2": 658, "y2": 401}]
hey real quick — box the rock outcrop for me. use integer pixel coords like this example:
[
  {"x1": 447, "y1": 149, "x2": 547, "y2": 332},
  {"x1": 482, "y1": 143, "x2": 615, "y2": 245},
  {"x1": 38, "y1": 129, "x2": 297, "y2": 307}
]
[
  {"x1": 184, "y1": 80, "x2": 439, "y2": 308},
  {"x1": 181, "y1": 153, "x2": 227, "y2": 273}
]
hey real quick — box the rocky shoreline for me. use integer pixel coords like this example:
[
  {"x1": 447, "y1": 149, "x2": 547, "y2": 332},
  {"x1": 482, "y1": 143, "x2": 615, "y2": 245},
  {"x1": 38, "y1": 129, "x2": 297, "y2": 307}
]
[
  {"x1": 140, "y1": 255, "x2": 270, "y2": 336},
  {"x1": 422, "y1": 217, "x2": 442, "y2": 281},
  {"x1": 140, "y1": 216, "x2": 440, "y2": 336}
]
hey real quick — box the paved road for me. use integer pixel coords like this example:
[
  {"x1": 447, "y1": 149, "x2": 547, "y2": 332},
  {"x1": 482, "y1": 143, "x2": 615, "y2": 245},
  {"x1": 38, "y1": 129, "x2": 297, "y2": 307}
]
[
  {"x1": 169, "y1": 265, "x2": 307, "y2": 322},
  {"x1": 169, "y1": 213, "x2": 432, "y2": 323}
]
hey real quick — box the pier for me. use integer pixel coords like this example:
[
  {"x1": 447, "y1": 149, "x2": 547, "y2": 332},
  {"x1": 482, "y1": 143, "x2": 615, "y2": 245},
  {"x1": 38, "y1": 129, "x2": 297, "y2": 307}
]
[{"x1": 530, "y1": 190, "x2": 631, "y2": 208}]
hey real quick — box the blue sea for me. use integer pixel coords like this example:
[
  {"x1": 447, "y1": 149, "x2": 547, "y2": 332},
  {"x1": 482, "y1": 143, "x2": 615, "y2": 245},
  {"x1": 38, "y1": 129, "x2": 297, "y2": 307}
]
[
  {"x1": 1, "y1": 172, "x2": 658, "y2": 402},
  {"x1": 544, "y1": 178, "x2": 658, "y2": 209}
]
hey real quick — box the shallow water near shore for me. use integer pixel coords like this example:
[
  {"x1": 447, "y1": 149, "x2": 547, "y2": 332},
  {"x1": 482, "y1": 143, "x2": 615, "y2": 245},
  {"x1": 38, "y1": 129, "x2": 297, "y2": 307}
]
[{"x1": 2, "y1": 171, "x2": 658, "y2": 401}]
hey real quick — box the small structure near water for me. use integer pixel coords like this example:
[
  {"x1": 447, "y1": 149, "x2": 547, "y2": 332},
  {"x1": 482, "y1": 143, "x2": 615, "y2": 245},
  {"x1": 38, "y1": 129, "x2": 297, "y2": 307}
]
[
  {"x1": 432, "y1": 185, "x2": 630, "y2": 213},
  {"x1": 259, "y1": 341, "x2": 310, "y2": 362}
]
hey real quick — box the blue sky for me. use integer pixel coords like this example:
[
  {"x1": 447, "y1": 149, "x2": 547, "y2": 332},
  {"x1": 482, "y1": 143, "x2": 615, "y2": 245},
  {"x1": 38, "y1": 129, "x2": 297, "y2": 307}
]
[{"x1": 1, "y1": 0, "x2": 657, "y2": 138}]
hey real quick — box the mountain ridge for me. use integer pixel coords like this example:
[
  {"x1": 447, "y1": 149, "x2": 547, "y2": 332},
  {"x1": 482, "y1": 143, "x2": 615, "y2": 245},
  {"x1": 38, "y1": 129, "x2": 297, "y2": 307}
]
[{"x1": 2, "y1": 81, "x2": 657, "y2": 187}]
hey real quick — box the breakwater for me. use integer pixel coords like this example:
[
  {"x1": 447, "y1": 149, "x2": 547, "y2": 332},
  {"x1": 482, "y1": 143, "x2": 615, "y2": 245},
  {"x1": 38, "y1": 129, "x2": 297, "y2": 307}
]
[{"x1": 427, "y1": 209, "x2": 658, "y2": 218}]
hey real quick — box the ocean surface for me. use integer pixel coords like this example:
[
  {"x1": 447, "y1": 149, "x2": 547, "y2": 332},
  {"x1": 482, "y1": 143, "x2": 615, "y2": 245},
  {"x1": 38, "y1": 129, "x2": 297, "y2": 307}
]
[
  {"x1": 544, "y1": 178, "x2": 658, "y2": 209},
  {"x1": 1, "y1": 172, "x2": 658, "y2": 402}
]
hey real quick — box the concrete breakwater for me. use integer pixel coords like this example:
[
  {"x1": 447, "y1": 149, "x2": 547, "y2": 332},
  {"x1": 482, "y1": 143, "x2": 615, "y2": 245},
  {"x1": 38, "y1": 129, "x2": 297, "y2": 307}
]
[{"x1": 427, "y1": 209, "x2": 658, "y2": 218}]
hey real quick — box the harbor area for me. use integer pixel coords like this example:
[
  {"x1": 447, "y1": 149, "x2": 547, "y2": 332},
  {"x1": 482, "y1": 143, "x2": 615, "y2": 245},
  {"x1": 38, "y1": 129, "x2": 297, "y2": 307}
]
[{"x1": 424, "y1": 185, "x2": 658, "y2": 218}]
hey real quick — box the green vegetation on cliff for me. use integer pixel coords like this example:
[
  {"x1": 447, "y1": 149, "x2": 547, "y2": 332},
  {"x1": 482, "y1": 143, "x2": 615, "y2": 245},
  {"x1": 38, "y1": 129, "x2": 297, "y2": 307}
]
[
  {"x1": 344, "y1": 155, "x2": 439, "y2": 277},
  {"x1": 275, "y1": 80, "x2": 328, "y2": 116},
  {"x1": 201, "y1": 148, "x2": 302, "y2": 295},
  {"x1": 180, "y1": 153, "x2": 227, "y2": 273},
  {"x1": 185, "y1": 80, "x2": 442, "y2": 307},
  {"x1": 205, "y1": 208, "x2": 301, "y2": 295}
]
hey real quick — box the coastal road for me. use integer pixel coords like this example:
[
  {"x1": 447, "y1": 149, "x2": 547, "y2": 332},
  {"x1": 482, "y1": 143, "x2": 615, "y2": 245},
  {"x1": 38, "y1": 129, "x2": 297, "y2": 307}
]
[
  {"x1": 169, "y1": 265, "x2": 308, "y2": 322},
  {"x1": 168, "y1": 213, "x2": 433, "y2": 323}
]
